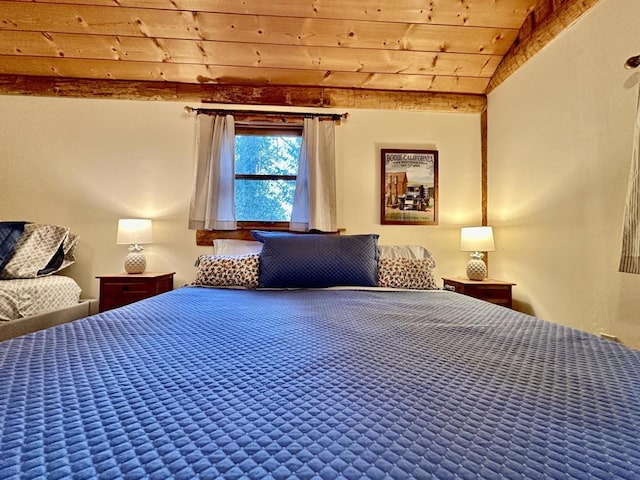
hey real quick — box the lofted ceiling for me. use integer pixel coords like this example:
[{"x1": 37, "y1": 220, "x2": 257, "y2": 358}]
[{"x1": 0, "y1": 0, "x2": 598, "y2": 109}]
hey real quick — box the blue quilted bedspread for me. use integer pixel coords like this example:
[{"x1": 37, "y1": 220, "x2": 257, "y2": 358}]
[
  {"x1": 1, "y1": 287, "x2": 639, "y2": 479},
  {"x1": 0, "y1": 221, "x2": 26, "y2": 271}
]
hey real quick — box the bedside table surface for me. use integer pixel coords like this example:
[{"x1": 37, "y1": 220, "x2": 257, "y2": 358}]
[
  {"x1": 96, "y1": 272, "x2": 176, "y2": 279},
  {"x1": 441, "y1": 277, "x2": 516, "y2": 286}
]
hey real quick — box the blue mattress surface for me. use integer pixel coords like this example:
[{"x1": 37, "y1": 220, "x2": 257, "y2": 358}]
[{"x1": 1, "y1": 287, "x2": 639, "y2": 479}]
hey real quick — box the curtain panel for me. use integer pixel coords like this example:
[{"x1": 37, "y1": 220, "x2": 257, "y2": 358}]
[
  {"x1": 290, "y1": 118, "x2": 338, "y2": 232},
  {"x1": 189, "y1": 114, "x2": 338, "y2": 233},
  {"x1": 619, "y1": 87, "x2": 640, "y2": 273},
  {"x1": 188, "y1": 114, "x2": 237, "y2": 231}
]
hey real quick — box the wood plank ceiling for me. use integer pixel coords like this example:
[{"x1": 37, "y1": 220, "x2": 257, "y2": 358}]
[{"x1": 0, "y1": 0, "x2": 595, "y2": 110}]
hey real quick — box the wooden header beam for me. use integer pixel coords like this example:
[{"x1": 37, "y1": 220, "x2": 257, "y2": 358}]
[{"x1": 0, "y1": 75, "x2": 486, "y2": 113}]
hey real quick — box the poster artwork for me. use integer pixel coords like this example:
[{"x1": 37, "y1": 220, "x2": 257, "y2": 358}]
[{"x1": 381, "y1": 149, "x2": 438, "y2": 225}]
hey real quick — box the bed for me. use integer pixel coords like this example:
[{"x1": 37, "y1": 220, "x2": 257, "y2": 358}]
[
  {"x1": 1, "y1": 233, "x2": 639, "y2": 479},
  {"x1": 0, "y1": 275, "x2": 82, "y2": 322},
  {"x1": 0, "y1": 222, "x2": 92, "y2": 341}
]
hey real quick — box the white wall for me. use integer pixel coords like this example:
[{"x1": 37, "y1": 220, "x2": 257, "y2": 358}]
[
  {"x1": 0, "y1": 97, "x2": 196, "y2": 298},
  {"x1": 0, "y1": 96, "x2": 481, "y2": 299},
  {"x1": 488, "y1": 0, "x2": 640, "y2": 348}
]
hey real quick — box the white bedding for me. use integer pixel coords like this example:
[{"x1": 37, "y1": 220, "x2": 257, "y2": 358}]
[{"x1": 0, "y1": 276, "x2": 81, "y2": 322}]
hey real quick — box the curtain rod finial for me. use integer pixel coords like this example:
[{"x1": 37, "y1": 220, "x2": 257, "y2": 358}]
[{"x1": 184, "y1": 106, "x2": 194, "y2": 114}]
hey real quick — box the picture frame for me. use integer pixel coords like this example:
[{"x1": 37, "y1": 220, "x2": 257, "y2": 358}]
[{"x1": 381, "y1": 148, "x2": 438, "y2": 225}]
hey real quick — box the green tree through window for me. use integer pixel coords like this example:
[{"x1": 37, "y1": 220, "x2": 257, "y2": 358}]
[{"x1": 235, "y1": 131, "x2": 302, "y2": 222}]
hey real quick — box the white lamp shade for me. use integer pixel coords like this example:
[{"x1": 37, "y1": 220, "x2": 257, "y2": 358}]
[
  {"x1": 460, "y1": 226, "x2": 495, "y2": 252},
  {"x1": 116, "y1": 219, "x2": 153, "y2": 245}
]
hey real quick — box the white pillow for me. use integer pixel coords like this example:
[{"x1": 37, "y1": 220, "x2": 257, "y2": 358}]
[
  {"x1": 213, "y1": 239, "x2": 263, "y2": 256},
  {"x1": 378, "y1": 244, "x2": 434, "y2": 263}
]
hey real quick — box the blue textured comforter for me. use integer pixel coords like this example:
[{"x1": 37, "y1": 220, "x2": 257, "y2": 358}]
[{"x1": 1, "y1": 287, "x2": 639, "y2": 479}]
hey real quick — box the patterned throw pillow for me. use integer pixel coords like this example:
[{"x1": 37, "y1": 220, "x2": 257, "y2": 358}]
[
  {"x1": 191, "y1": 254, "x2": 259, "y2": 289},
  {"x1": 1, "y1": 223, "x2": 70, "y2": 279},
  {"x1": 60, "y1": 232, "x2": 79, "y2": 271},
  {"x1": 377, "y1": 257, "x2": 439, "y2": 290}
]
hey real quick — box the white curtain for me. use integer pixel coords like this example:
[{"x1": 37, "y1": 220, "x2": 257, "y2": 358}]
[
  {"x1": 290, "y1": 117, "x2": 338, "y2": 232},
  {"x1": 619, "y1": 87, "x2": 640, "y2": 273},
  {"x1": 188, "y1": 114, "x2": 237, "y2": 230}
]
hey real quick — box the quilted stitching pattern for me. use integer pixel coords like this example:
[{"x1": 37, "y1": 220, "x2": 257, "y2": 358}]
[
  {"x1": 191, "y1": 254, "x2": 259, "y2": 288},
  {"x1": 60, "y1": 232, "x2": 79, "y2": 271},
  {"x1": 258, "y1": 234, "x2": 379, "y2": 288},
  {"x1": 0, "y1": 276, "x2": 82, "y2": 321},
  {"x1": 0, "y1": 224, "x2": 69, "y2": 279},
  {"x1": 1, "y1": 288, "x2": 639, "y2": 479},
  {"x1": 0, "y1": 222, "x2": 26, "y2": 271},
  {"x1": 377, "y1": 257, "x2": 438, "y2": 289}
]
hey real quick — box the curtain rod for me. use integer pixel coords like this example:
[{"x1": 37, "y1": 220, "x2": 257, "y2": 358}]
[
  {"x1": 625, "y1": 55, "x2": 640, "y2": 69},
  {"x1": 184, "y1": 106, "x2": 347, "y2": 121}
]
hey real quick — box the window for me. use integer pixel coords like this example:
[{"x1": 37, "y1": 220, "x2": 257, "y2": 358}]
[
  {"x1": 234, "y1": 125, "x2": 302, "y2": 225},
  {"x1": 189, "y1": 111, "x2": 339, "y2": 238}
]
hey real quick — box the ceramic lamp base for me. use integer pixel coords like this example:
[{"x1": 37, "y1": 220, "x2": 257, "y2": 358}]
[
  {"x1": 124, "y1": 252, "x2": 147, "y2": 274},
  {"x1": 466, "y1": 258, "x2": 487, "y2": 280}
]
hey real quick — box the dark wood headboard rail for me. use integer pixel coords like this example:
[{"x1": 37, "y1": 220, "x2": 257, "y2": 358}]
[{"x1": 196, "y1": 227, "x2": 343, "y2": 246}]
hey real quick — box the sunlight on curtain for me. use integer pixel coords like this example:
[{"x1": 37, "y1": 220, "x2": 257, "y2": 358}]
[
  {"x1": 290, "y1": 118, "x2": 338, "y2": 232},
  {"x1": 188, "y1": 114, "x2": 237, "y2": 231},
  {"x1": 619, "y1": 87, "x2": 640, "y2": 273}
]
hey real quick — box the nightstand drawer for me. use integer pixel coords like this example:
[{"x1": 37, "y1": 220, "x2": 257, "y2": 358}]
[
  {"x1": 102, "y1": 282, "x2": 156, "y2": 296},
  {"x1": 463, "y1": 285, "x2": 511, "y2": 302},
  {"x1": 100, "y1": 290, "x2": 150, "y2": 311},
  {"x1": 97, "y1": 272, "x2": 175, "y2": 312},
  {"x1": 442, "y1": 277, "x2": 516, "y2": 309}
]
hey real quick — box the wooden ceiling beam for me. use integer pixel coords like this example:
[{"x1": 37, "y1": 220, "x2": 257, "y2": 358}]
[
  {"x1": 487, "y1": 0, "x2": 602, "y2": 93},
  {"x1": 0, "y1": 56, "x2": 490, "y2": 94},
  {"x1": 0, "y1": 74, "x2": 487, "y2": 113}
]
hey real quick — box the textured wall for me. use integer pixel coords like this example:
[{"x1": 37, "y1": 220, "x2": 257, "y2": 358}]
[
  {"x1": 0, "y1": 96, "x2": 481, "y2": 299},
  {"x1": 488, "y1": 0, "x2": 640, "y2": 348}
]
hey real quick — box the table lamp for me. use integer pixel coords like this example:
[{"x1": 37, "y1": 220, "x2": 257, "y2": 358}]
[
  {"x1": 460, "y1": 226, "x2": 495, "y2": 280},
  {"x1": 116, "y1": 219, "x2": 153, "y2": 274}
]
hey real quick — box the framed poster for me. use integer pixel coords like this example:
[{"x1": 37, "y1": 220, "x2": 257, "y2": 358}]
[{"x1": 381, "y1": 148, "x2": 438, "y2": 225}]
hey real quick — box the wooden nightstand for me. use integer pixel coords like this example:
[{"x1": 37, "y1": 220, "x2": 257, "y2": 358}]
[
  {"x1": 442, "y1": 277, "x2": 516, "y2": 308},
  {"x1": 97, "y1": 272, "x2": 175, "y2": 312}
]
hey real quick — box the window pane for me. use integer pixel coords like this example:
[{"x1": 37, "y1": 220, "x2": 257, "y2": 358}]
[
  {"x1": 235, "y1": 179, "x2": 296, "y2": 222},
  {"x1": 236, "y1": 135, "x2": 300, "y2": 175}
]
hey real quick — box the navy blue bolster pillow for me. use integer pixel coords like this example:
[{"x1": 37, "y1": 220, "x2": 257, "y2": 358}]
[{"x1": 252, "y1": 232, "x2": 380, "y2": 288}]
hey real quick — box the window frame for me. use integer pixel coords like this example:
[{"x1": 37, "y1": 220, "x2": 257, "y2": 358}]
[{"x1": 234, "y1": 121, "x2": 303, "y2": 229}]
